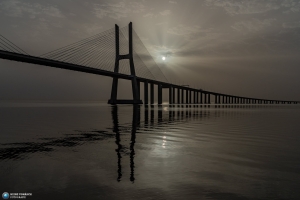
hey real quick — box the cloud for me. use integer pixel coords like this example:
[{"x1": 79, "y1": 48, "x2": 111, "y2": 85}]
[
  {"x1": 143, "y1": 13, "x2": 154, "y2": 18},
  {"x1": 94, "y1": 1, "x2": 145, "y2": 20},
  {"x1": 283, "y1": 21, "x2": 300, "y2": 28},
  {"x1": 144, "y1": 10, "x2": 171, "y2": 18},
  {"x1": 281, "y1": 0, "x2": 300, "y2": 13},
  {"x1": 169, "y1": 1, "x2": 177, "y2": 4},
  {"x1": 167, "y1": 24, "x2": 217, "y2": 41},
  {"x1": 160, "y1": 10, "x2": 171, "y2": 16},
  {"x1": 205, "y1": 0, "x2": 281, "y2": 15},
  {"x1": 0, "y1": 0, "x2": 63, "y2": 18},
  {"x1": 168, "y1": 24, "x2": 201, "y2": 36},
  {"x1": 232, "y1": 18, "x2": 276, "y2": 32}
]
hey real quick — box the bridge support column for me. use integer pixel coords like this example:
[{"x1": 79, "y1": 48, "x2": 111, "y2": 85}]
[
  {"x1": 172, "y1": 87, "x2": 175, "y2": 105},
  {"x1": 169, "y1": 86, "x2": 173, "y2": 105},
  {"x1": 108, "y1": 22, "x2": 142, "y2": 105},
  {"x1": 208, "y1": 94, "x2": 211, "y2": 104},
  {"x1": 200, "y1": 92, "x2": 203, "y2": 104},
  {"x1": 137, "y1": 80, "x2": 140, "y2": 100},
  {"x1": 189, "y1": 90, "x2": 192, "y2": 104},
  {"x1": 150, "y1": 83, "x2": 154, "y2": 105},
  {"x1": 144, "y1": 81, "x2": 148, "y2": 105},
  {"x1": 186, "y1": 90, "x2": 189, "y2": 104},
  {"x1": 177, "y1": 88, "x2": 180, "y2": 104},
  {"x1": 158, "y1": 84, "x2": 162, "y2": 105},
  {"x1": 181, "y1": 89, "x2": 184, "y2": 104},
  {"x1": 193, "y1": 91, "x2": 196, "y2": 104}
]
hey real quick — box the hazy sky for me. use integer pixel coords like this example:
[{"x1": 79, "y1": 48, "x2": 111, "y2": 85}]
[{"x1": 0, "y1": 0, "x2": 300, "y2": 101}]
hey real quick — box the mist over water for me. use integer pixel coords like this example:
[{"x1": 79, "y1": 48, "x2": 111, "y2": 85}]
[{"x1": 1, "y1": 103, "x2": 300, "y2": 200}]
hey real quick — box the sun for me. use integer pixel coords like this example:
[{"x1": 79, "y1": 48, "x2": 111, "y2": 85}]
[{"x1": 162, "y1": 56, "x2": 166, "y2": 61}]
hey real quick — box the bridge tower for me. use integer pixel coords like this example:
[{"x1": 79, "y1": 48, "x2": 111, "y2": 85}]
[{"x1": 108, "y1": 22, "x2": 142, "y2": 105}]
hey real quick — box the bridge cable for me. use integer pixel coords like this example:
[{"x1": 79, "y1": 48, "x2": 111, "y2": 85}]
[{"x1": 0, "y1": 35, "x2": 28, "y2": 55}]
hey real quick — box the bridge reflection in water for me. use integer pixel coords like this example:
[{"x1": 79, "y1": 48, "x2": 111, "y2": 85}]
[{"x1": 110, "y1": 104, "x2": 278, "y2": 182}]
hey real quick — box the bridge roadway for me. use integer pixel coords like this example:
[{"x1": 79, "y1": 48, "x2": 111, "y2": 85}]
[{"x1": 1, "y1": 50, "x2": 299, "y2": 105}]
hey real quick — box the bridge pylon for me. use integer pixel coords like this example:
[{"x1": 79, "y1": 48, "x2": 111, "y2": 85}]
[{"x1": 108, "y1": 22, "x2": 142, "y2": 105}]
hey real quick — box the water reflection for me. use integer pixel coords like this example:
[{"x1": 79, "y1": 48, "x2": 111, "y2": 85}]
[
  {"x1": 112, "y1": 105, "x2": 138, "y2": 182},
  {"x1": 1, "y1": 104, "x2": 299, "y2": 199},
  {"x1": 0, "y1": 105, "x2": 280, "y2": 160},
  {"x1": 0, "y1": 104, "x2": 286, "y2": 177}
]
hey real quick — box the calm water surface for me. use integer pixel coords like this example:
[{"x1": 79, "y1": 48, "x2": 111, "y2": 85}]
[{"x1": 1, "y1": 103, "x2": 300, "y2": 200}]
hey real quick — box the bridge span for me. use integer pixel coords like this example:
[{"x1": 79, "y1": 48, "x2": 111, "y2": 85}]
[{"x1": 0, "y1": 22, "x2": 299, "y2": 105}]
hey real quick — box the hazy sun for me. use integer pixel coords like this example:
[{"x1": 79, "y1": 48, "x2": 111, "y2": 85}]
[{"x1": 162, "y1": 56, "x2": 166, "y2": 61}]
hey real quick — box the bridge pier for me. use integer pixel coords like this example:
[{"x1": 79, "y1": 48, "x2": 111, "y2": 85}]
[
  {"x1": 208, "y1": 94, "x2": 211, "y2": 104},
  {"x1": 200, "y1": 92, "x2": 203, "y2": 104},
  {"x1": 189, "y1": 90, "x2": 192, "y2": 104},
  {"x1": 150, "y1": 83, "x2": 154, "y2": 105},
  {"x1": 108, "y1": 23, "x2": 142, "y2": 105},
  {"x1": 169, "y1": 86, "x2": 173, "y2": 105},
  {"x1": 186, "y1": 89, "x2": 189, "y2": 104},
  {"x1": 181, "y1": 89, "x2": 184, "y2": 104},
  {"x1": 177, "y1": 88, "x2": 180, "y2": 104},
  {"x1": 172, "y1": 87, "x2": 175, "y2": 105},
  {"x1": 137, "y1": 80, "x2": 141, "y2": 100},
  {"x1": 144, "y1": 81, "x2": 148, "y2": 105},
  {"x1": 158, "y1": 84, "x2": 162, "y2": 105}
]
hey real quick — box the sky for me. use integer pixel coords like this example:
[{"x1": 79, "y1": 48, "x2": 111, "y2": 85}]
[{"x1": 0, "y1": 0, "x2": 300, "y2": 102}]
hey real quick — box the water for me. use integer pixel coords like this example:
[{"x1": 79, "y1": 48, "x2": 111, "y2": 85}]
[{"x1": 1, "y1": 103, "x2": 300, "y2": 200}]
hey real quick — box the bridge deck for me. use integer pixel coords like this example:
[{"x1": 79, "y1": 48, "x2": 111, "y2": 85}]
[{"x1": 0, "y1": 50, "x2": 299, "y2": 104}]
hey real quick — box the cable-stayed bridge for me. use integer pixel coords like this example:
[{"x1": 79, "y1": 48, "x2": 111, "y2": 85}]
[{"x1": 0, "y1": 22, "x2": 299, "y2": 105}]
